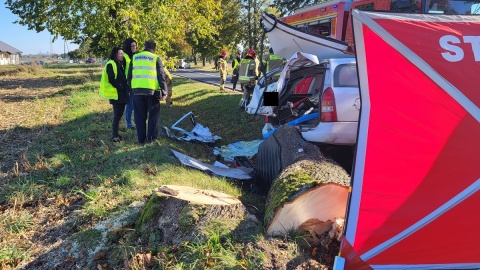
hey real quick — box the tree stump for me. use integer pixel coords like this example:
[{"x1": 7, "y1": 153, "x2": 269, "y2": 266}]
[{"x1": 136, "y1": 185, "x2": 250, "y2": 245}]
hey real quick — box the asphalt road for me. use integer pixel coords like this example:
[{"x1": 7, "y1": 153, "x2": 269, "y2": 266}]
[{"x1": 170, "y1": 67, "x2": 241, "y2": 92}]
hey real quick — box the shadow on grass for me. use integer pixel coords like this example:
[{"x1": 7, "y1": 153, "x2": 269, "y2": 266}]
[{"x1": 0, "y1": 73, "x2": 273, "y2": 268}]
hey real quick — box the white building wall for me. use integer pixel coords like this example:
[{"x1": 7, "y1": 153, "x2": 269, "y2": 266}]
[{"x1": 0, "y1": 53, "x2": 20, "y2": 65}]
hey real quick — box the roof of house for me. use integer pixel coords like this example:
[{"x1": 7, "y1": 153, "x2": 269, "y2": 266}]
[{"x1": 0, "y1": 40, "x2": 22, "y2": 54}]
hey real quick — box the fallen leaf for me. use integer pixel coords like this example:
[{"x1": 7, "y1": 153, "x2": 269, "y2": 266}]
[{"x1": 94, "y1": 251, "x2": 106, "y2": 260}]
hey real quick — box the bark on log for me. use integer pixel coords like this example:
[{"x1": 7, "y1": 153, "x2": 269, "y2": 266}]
[
  {"x1": 137, "y1": 185, "x2": 250, "y2": 245},
  {"x1": 262, "y1": 126, "x2": 350, "y2": 240},
  {"x1": 255, "y1": 125, "x2": 327, "y2": 194}
]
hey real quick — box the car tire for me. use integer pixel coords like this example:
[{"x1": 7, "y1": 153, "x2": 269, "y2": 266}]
[{"x1": 255, "y1": 134, "x2": 282, "y2": 195}]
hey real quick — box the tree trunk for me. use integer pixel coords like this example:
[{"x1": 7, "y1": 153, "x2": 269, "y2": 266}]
[
  {"x1": 137, "y1": 185, "x2": 250, "y2": 245},
  {"x1": 261, "y1": 126, "x2": 351, "y2": 259},
  {"x1": 264, "y1": 159, "x2": 350, "y2": 237}
]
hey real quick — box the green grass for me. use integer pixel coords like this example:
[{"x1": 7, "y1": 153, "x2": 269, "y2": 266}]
[{"x1": 0, "y1": 64, "x2": 268, "y2": 269}]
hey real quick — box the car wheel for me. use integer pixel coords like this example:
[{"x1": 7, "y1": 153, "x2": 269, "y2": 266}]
[{"x1": 255, "y1": 134, "x2": 282, "y2": 194}]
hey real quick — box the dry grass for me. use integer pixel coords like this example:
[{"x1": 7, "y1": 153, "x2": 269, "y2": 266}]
[{"x1": 0, "y1": 64, "x2": 100, "y2": 180}]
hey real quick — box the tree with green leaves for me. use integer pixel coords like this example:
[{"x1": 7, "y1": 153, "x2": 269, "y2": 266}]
[
  {"x1": 5, "y1": 0, "x2": 220, "y2": 59},
  {"x1": 236, "y1": 0, "x2": 279, "y2": 58},
  {"x1": 186, "y1": 0, "x2": 243, "y2": 66}
]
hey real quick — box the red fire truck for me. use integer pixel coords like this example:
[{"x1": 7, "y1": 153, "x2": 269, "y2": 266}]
[{"x1": 276, "y1": 0, "x2": 480, "y2": 52}]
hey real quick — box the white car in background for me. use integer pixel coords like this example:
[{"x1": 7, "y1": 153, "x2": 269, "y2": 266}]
[{"x1": 175, "y1": 59, "x2": 190, "y2": 69}]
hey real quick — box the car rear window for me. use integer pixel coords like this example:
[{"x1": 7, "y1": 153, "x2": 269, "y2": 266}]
[{"x1": 334, "y1": 64, "x2": 358, "y2": 87}]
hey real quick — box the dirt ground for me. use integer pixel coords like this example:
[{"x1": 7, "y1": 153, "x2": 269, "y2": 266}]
[{"x1": 14, "y1": 198, "x2": 333, "y2": 270}]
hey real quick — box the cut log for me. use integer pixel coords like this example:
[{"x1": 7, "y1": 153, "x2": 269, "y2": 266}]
[
  {"x1": 259, "y1": 125, "x2": 350, "y2": 258},
  {"x1": 255, "y1": 125, "x2": 327, "y2": 194},
  {"x1": 137, "y1": 185, "x2": 252, "y2": 245},
  {"x1": 264, "y1": 159, "x2": 350, "y2": 236}
]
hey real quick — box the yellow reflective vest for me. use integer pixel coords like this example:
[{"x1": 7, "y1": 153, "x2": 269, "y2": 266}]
[
  {"x1": 123, "y1": 53, "x2": 131, "y2": 78},
  {"x1": 99, "y1": 60, "x2": 118, "y2": 100},
  {"x1": 233, "y1": 58, "x2": 240, "y2": 70},
  {"x1": 131, "y1": 51, "x2": 159, "y2": 94},
  {"x1": 265, "y1": 54, "x2": 284, "y2": 73},
  {"x1": 238, "y1": 58, "x2": 260, "y2": 86}
]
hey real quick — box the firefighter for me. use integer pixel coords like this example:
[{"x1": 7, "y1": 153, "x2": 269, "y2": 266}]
[
  {"x1": 217, "y1": 49, "x2": 228, "y2": 91},
  {"x1": 238, "y1": 48, "x2": 260, "y2": 109}
]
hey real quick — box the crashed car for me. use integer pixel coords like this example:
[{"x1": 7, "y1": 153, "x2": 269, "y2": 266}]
[{"x1": 246, "y1": 52, "x2": 360, "y2": 146}]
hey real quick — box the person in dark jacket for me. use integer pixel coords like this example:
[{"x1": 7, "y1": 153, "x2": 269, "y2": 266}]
[
  {"x1": 123, "y1": 38, "x2": 137, "y2": 130},
  {"x1": 99, "y1": 47, "x2": 128, "y2": 142},
  {"x1": 128, "y1": 40, "x2": 168, "y2": 145},
  {"x1": 231, "y1": 51, "x2": 241, "y2": 91}
]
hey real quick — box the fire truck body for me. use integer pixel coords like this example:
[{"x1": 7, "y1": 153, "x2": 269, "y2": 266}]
[
  {"x1": 277, "y1": 0, "x2": 480, "y2": 51},
  {"x1": 279, "y1": 0, "x2": 411, "y2": 51}
]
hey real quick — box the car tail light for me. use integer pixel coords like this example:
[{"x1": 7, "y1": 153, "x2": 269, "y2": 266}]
[{"x1": 321, "y1": 87, "x2": 338, "y2": 122}]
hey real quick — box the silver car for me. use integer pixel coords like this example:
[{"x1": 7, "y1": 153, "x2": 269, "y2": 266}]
[{"x1": 246, "y1": 52, "x2": 360, "y2": 146}]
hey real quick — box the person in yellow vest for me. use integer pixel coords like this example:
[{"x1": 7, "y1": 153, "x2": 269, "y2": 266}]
[
  {"x1": 239, "y1": 48, "x2": 260, "y2": 108},
  {"x1": 123, "y1": 38, "x2": 137, "y2": 130},
  {"x1": 99, "y1": 47, "x2": 129, "y2": 142},
  {"x1": 231, "y1": 51, "x2": 241, "y2": 91},
  {"x1": 164, "y1": 67, "x2": 173, "y2": 108},
  {"x1": 217, "y1": 49, "x2": 228, "y2": 91},
  {"x1": 128, "y1": 40, "x2": 168, "y2": 145}
]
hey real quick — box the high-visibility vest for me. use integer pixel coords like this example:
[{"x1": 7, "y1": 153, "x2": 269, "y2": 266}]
[
  {"x1": 123, "y1": 53, "x2": 131, "y2": 77},
  {"x1": 233, "y1": 58, "x2": 240, "y2": 70},
  {"x1": 265, "y1": 54, "x2": 284, "y2": 73},
  {"x1": 238, "y1": 58, "x2": 259, "y2": 86},
  {"x1": 99, "y1": 60, "x2": 118, "y2": 100},
  {"x1": 131, "y1": 51, "x2": 159, "y2": 91}
]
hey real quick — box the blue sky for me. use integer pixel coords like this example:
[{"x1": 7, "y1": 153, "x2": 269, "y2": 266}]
[{"x1": 1, "y1": 3, "x2": 79, "y2": 55}]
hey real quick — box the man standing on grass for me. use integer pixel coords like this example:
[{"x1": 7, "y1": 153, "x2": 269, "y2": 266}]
[
  {"x1": 129, "y1": 40, "x2": 168, "y2": 145},
  {"x1": 123, "y1": 38, "x2": 138, "y2": 130}
]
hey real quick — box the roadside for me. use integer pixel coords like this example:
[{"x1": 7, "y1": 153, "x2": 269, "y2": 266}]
[
  {"x1": 0, "y1": 64, "x2": 332, "y2": 269},
  {"x1": 171, "y1": 67, "x2": 242, "y2": 93}
]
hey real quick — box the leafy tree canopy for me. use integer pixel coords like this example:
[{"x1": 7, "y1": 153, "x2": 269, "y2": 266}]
[{"x1": 5, "y1": 0, "x2": 221, "y2": 58}]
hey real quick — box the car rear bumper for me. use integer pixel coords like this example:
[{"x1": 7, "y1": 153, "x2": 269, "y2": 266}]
[
  {"x1": 300, "y1": 122, "x2": 358, "y2": 145},
  {"x1": 261, "y1": 121, "x2": 358, "y2": 145}
]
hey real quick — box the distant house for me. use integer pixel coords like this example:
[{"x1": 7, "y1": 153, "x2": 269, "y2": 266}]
[{"x1": 0, "y1": 40, "x2": 22, "y2": 65}]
